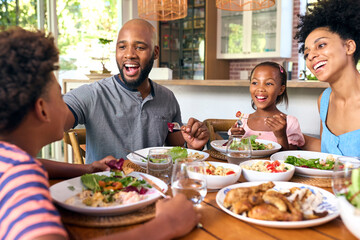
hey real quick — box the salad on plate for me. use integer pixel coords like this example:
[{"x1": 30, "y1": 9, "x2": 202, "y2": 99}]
[{"x1": 65, "y1": 159, "x2": 152, "y2": 208}]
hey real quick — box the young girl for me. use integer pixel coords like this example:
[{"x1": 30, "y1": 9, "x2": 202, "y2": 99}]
[
  {"x1": 295, "y1": 0, "x2": 360, "y2": 156},
  {"x1": 229, "y1": 61, "x2": 305, "y2": 150}
]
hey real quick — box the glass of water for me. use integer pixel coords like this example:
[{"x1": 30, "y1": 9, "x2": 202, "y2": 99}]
[
  {"x1": 171, "y1": 159, "x2": 207, "y2": 206},
  {"x1": 225, "y1": 135, "x2": 252, "y2": 165},
  {"x1": 147, "y1": 148, "x2": 172, "y2": 185}
]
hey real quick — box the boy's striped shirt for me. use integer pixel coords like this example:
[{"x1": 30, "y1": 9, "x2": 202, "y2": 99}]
[{"x1": 0, "y1": 142, "x2": 67, "y2": 240}]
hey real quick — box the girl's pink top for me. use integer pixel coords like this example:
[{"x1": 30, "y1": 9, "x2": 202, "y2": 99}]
[{"x1": 228, "y1": 113, "x2": 305, "y2": 147}]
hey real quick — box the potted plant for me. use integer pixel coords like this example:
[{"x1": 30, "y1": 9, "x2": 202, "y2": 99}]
[{"x1": 90, "y1": 38, "x2": 113, "y2": 74}]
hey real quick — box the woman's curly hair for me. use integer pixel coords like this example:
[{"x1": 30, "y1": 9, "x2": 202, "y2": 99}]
[
  {"x1": 295, "y1": 0, "x2": 360, "y2": 64},
  {"x1": 249, "y1": 61, "x2": 288, "y2": 110},
  {"x1": 0, "y1": 27, "x2": 59, "y2": 134}
]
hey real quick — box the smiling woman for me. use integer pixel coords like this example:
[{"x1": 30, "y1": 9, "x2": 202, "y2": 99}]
[{"x1": 295, "y1": 0, "x2": 360, "y2": 157}]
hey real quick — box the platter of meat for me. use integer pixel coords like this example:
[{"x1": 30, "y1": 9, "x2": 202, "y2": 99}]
[{"x1": 216, "y1": 181, "x2": 339, "y2": 228}]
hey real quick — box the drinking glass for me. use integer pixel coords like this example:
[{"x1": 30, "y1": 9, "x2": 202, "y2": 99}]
[
  {"x1": 332, "y1": 156, "x2": 360, "y2": 197},
  {"x1": 147, "y1": 148, "x2": 172, "y2": 185},
  {"x1": 332, "y1": 156, "x2": 360, "y2": 238},
  {"x1": 171, "y1": 159, "x2": 207, "y2": 206},
  {"x1": 225, "y1": 135, "x2": 252, "y2": 165}
]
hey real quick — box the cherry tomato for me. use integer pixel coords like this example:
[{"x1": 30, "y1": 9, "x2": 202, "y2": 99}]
[{"x1": 236, "y1": 111, "x2": 242, "y2": 118}]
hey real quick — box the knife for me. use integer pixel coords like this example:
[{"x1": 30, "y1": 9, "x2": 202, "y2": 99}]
[{"x1": 139, "y1": 174, "x2": 168, "y2": 198}]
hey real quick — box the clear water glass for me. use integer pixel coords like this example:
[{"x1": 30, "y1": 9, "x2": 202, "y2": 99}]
[
  {"x1": 171, "y1": 159, "x2": 207, "y2": 206},
  {"x1": 225, "y1": 135, "x2": 252, "y2": 165},
  {"x1": 147, "y1": 148, "x2": 172, "y2": 185},
  {"x1": 332, "y1": 156, "x2": 360, "y2": 197}
]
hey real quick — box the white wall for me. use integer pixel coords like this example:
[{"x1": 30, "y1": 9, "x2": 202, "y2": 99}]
[{"x1": 164, "y1": 85, "x2": 323, "y2": 136}]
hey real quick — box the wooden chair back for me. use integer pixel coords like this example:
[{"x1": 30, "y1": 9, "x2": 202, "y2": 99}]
[
  {"x1": 63, "y1": 128, "x2": 86, "y2": 164},
  {"x1": 203, "y1": 119, "x2": 236, "y2": 147}
]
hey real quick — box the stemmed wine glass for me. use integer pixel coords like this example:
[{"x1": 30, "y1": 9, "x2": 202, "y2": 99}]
[
  {"x1": 225, "y1": 135, "x2": 252, "y2": 165},
  {"x1": 171, "y1": 159, "x2": 207, "y2": 206}
]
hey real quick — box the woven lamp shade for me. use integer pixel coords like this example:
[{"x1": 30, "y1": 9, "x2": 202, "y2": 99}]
[
  {"x1": 138, "y1": 0, "x2": 188, "y2": 21},
  {"x1": 216, "y1": 0, "x2": 275, "y2": 11}
]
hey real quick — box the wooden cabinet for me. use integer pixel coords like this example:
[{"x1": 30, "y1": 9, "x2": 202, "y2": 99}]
[
  {"x1": 159, "y1": 0, "x2": 229, "y2": 80},
  {"x1": 216, "y1": 0, "x2": 293, "y2": 59}
]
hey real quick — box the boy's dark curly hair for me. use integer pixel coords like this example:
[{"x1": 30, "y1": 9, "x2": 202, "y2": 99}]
[
  {"x1": 295, "y1": 0, "x2": 360, "y2": 64},
  {"x1": 249, "y1": 61, "x2": 288, "y2": 110},
  {"x1": 0, "y1": 27, "x2": 59, "y2": 134}
]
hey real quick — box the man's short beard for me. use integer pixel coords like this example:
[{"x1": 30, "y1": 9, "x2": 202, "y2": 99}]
[{"x1": 118, "y1": 53, "x2": 155, "y2": 89}]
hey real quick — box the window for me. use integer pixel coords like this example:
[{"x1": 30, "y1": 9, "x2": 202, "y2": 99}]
[
  {"x1": 0, "y1": 0, "x2": 44, "y2": 29},
  {"x1": 57, "y1": 0, "x2": 121, "y2": 83}
]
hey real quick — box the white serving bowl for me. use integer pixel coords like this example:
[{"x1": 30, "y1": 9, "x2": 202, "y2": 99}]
[
  {"x1": 205, "y1": 161, "x2": 241, "y2": 189},
  {"x1": 239, "y1": 160, "x2": 295, "y2": 182},
  {"x1": 338, "y1": 196, "x2": 360, "y2": 239}
]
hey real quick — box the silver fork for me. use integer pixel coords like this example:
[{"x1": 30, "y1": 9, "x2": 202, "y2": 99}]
[{"x1": 237, "y1": 116, "x2": 273, "y2": 127}]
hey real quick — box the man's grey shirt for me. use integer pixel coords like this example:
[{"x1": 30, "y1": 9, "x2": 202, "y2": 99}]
[{"x1": 63, "y1": 75, "x2": 182, "y2": 163}]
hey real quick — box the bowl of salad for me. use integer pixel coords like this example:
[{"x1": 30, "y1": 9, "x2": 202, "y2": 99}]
[
  {"x1": 211, "y1": 135, "x2": 281, "y2": 157},
  {"x1": 204, "y1": 161, "x2": 241, "y2": 189},
  {"x1": 332, "y1": 157, "x2": 360, "y2": 238},
  {"x1": 239, "y1": 160, "x2": 295, "y2": 182}
]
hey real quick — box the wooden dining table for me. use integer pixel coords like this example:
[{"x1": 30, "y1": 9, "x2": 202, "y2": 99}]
[{"x1": 50, "y1": 155, "x2": 358, "y2": 240}]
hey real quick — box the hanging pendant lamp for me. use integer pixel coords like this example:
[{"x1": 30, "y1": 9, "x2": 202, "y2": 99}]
[
  {"x1": 138, "y1": 0, "x2": 188, "y2": 21},
  {"x1": 216, "y1": 0, "x2": 275, "y2": 11}
]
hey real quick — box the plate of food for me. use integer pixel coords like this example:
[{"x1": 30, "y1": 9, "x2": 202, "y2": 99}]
[
  {"x1": 127, "y1": 146, "x2": 209, "y2": 167},
  {"x1": 204, "y1": 161, "x2": 241, "y2": 190},
  {"x1": 50, "y1": 171, "x2": 167, "y2": 216},
  {"x1": 270, "y1": 150, "x2": 342, "y2": 178},
  {"x1": 210, "y1": 137, "x2": 281, "y2": 157},
  {"x1": 216, "y1": 181, "x2": 339, "y2": 228}
]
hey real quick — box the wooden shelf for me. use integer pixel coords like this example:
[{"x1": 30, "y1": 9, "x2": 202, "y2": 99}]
[
  {"x1": 63, "y1": 78, "x2": 329, "y2": 94},
  {"x1": 152, "y1": 79, "x2": 329, "y2": 88}
]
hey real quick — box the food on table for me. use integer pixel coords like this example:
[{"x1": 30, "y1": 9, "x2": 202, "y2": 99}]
[
  {"x1": 205, "y1": 164, "x2": 236, "y2": 176},
  {"x1": 242, "y1": 160, "x2": 290, "y2": 173},
  {"x1": 223, "y1": 181, "x2": 328, "y2": 221},
  {"x1": 225, "y1": 135, "x2": 274, "y2": 151},
  {"x1": 168, "y1": 146, "x2": 188, "y2": 161},
  {"x1": 145, "y1": 147, "x2": 205, "y2": 163},
  {"x1": 347, "y1": 168, "x2": 360, "y2": 210},
  {"x1": 285, "y1": 155, "x2": 336, "y2": 170},
  {"x1": 188, "y1": 151, "x2": 205, "y2": 160},
  {"x1": 65, "y1": 167, "x2": 152, "y2": 207}
]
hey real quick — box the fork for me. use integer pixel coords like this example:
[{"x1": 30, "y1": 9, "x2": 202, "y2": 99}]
[
  {"x1": 237, "y1": 116, "x2": 273, "y2": 127},
  {"x1": 119, "y1": 147, "x2": 147, "y2": 161}
]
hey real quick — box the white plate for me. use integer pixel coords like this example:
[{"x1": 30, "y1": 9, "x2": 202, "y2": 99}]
[
  {"x1": 50, "y1": 171, "x2": 167, "y2": 216},
  {"x1": 216, "y1": 181, "x2": 339, "y2": 228},
  {"x1": 127, "y1": 146, "x2": 209, "y2": 167},
  {"x1": 270, "y1": 150, "x2": 342, "y2": 178},
  {"x1": 211, "y1": 139, "x2": 281, "y2": 157}
]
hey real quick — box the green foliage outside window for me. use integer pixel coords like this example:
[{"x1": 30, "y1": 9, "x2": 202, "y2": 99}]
[
  {"x1": 228, "y1": 23, "x2": 243, "y2": 53},
  {"x1": 0, "y1": 0, "x2": 38, "y2": 29}
]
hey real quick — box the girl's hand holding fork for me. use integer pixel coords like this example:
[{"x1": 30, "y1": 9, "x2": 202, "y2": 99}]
[{"x1": 230, "y1": 122, "x2": 245, "y2": 135}]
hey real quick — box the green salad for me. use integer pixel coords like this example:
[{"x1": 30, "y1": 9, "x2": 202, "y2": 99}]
[
  {"x1": 229, "y1": 135, "x2": 273, "y2": 151},
  {"x1": 144, "y1": 147, "x2": 189, "y2": 163},
  {"x1": 284, "y1": 155, "x2": 335, "y2": 170},
  {"x1": 347, "y1": 168, "x2": 360, "y2": 209}
]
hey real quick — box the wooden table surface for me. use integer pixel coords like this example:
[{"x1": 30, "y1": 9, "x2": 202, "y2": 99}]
[{"x1": 50, "y1": 156, "x2": 357, "y2": 240}]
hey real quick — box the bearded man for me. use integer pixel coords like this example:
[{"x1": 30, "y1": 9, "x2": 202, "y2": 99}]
[{"x1": 63, "y1": 19, "x2": 209, "y2": 163}]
